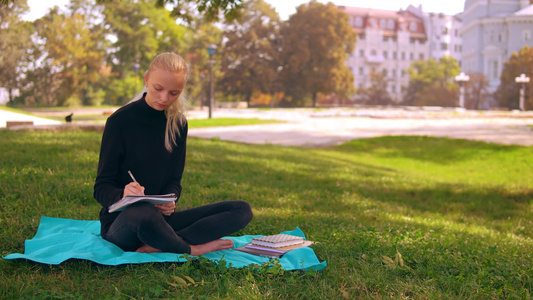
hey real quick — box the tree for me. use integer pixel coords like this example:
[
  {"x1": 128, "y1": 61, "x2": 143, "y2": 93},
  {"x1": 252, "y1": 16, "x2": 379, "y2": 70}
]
[
  {"x1": 102, "y1": 0, "x2": 191, "y2": 105},
  {"x1": 357, "y1": 71, "x2": 393, "y2": 105},
  {"x1": 403, "y1": 56, "x2": 460, "y2": 106},
  {"x1": 464, "y1": 72, "x2": 489, "y2": 110},
  {"x1": 1, "y1": 0, "x2": 244, "y2": 22},
  {"x1": 494, "y1": 46, "x2": 533, "y2": 110},
  {"x1": 279, "y1": 1, "x2": 356, "y2": 107},
  {"x1": 31, "y1": 3, "x2": 106, "y2": 106},
  {"x1": 0, "y1": 0, "x2": 32, "y2": 104},
  {"x1": 219, "y1": 0, "x2": 281, "y2": 105},
  {"x1": 182, "y1": 21, "x2": 222, "y2": 106}
]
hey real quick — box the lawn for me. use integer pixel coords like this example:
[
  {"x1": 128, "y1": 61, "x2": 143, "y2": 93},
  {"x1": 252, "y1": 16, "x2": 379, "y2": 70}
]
[{"x1": 0, "y1": 130, "x2": 532, "y2": 299}]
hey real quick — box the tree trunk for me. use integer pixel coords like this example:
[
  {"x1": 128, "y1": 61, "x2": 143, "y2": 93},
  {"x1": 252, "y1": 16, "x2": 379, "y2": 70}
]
[
  {"x1": 312, "y1": 92, "x2": 317, "y2": 107},
  {"x1": 8, "y1": 88, "x2": 14, "y2": 104}
]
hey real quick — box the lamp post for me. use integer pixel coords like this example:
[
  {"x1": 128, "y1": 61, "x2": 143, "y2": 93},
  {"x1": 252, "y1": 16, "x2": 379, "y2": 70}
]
[
  {"x1": 207, "y1": 44, "x2": 217, "y2": 119},
  {"x1": 515, "y1": 73, "x2": 530, "y2": 111},
  {"x1": 454, "y1": 72, "x2": 470, "y2": 109}
]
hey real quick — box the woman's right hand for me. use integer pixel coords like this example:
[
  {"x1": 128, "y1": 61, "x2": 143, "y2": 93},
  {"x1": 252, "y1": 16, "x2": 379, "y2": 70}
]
[{"x1": 123, "y1": 182, "x2": 145, "y2": 198}]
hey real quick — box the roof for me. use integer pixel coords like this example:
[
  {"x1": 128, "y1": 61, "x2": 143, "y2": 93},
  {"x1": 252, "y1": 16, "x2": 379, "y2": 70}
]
[{"x1": 514, "y1": 4, "x2": 533, "y2": 16}]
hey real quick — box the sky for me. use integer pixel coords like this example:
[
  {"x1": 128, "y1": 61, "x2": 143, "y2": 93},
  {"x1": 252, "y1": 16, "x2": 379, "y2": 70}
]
[{"x1": 23, "y1": 0, "x2": 466, "y2": 21}]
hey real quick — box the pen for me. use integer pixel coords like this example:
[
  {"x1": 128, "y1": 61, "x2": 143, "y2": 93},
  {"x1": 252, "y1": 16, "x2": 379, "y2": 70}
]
[{"x1": 128, "y1": 170, "x2": 137, "y2": 183}]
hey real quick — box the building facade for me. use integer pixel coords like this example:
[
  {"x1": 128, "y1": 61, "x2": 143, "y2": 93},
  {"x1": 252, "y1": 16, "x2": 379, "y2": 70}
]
[
  {"x1": 461, "y1": 0, "x2": 533, "y2": 92},
  {"x1": 407, "y1": 6, "x2": 463, "y2": 65},
  {"x1": 339, "y1": 5, "x2": 462, "y2": 102}
]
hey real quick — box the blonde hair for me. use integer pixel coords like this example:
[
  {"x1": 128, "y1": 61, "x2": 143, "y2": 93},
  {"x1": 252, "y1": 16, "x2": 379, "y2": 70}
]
[{"x1": 140, "y1": 52, "x2": 189, "y2": 152}]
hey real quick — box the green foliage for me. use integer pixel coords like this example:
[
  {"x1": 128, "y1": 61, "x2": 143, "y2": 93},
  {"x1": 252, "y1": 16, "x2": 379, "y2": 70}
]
[
  {"x1": 1, "y1": 131, "x2": 533, "y2": 298},
  {"x1": 495, "y1": 46, "x2": 533, "y2": 110},
  {"x1": 403, "y1": 56, "x2": 460, "y2": 107},
  {"x1": 183, "y1": 21, "x2": 222, "y2": 106},
  {"x1": 0, "y1": 0, "x2": 31, "y2": 103},
  {"x1": 28, "y1": 1, "x2": 106, "y2": 106},
  {"x1": 219, "y1": 0, "x2": 282, "y2": 105},
  {"x1": 101, "y1": 0, "x2": 190, "y2": 82},
  {"x1": 279, "y1": 0, "x2": 356, "y2": 107}
]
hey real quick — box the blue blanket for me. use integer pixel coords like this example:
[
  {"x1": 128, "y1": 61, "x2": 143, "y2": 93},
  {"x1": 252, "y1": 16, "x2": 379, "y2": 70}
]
[{"x1": 3, "y1": 216, "x2": 326, "y2": 271}]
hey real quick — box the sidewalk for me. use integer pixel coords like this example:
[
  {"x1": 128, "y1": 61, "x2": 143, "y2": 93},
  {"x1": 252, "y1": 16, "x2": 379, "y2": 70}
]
[
  {"x1": 0, "y1": 109, "x2": 61, "y2": 127},
  {"x1": 187, "y1": 108, "x2": 533, "y2": 147}
]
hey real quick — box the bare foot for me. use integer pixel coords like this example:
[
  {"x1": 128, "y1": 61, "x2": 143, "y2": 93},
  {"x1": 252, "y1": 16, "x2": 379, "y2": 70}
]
[
  {"x1": 136, "y1": 244, "x2": 162, "y2": 253},
  {"x1": 189, "y1": 239, "x2": 234, "y2": 256}
]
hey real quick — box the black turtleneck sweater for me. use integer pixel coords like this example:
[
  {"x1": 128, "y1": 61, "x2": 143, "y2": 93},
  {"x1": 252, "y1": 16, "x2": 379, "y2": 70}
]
[{"x1": 94, "y1": 96, "x2": 187, "y2": 237}]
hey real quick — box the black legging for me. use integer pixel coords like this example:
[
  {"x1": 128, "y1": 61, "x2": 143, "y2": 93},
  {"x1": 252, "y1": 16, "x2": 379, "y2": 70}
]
[{"x1": 103, "y1": 200, "x2": 253, "y2": 254}]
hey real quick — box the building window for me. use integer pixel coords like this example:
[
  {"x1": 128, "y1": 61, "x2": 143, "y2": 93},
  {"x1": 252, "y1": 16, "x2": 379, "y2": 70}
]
[
  {"x1": 489, "y1": 30, "x2": 495, "y2": 42},
  {"x1": 358, "y1": 33, "x2": 365, "y2": 40},
  {"x1": 392, "y1": 69, "x2": 396, "y2": 77},
  {"x1": 359, "y1": 49, "x2": 364, "y2": 57},
  {"x1": 380, "y1": 19, "x2": 386, "y2": 28},
  {"x1": 409, "y1": 21, "x2": 417, "y2": 31},
  {"x1": 383, "y1": 51, "x2": 388, "y2": 59},
  {"x1": 388, "y1": 20, "x2": 394, "y2": 29},
  {"x1": 442, "y1": 27, "x2": 448, "y2": 34},
  {"x1": 371, "y1": 49, "x2": 377, "y2": 55},
  {"x1": 401, "y1": 52, "x2": 405, "y2": 60},
  {"x1": 523, "y1": 30, "x2": 531, "y2": 42},
  {"x1": 393, "y1": 51, "x2": 397, "y2": 59},
  {"x1": 369, "y1": 19, "x2": 376, "y2": 26},
  {"x1": 383, "y1": 36, "x2": 389, "y2": 42},
  {"x1": 359, "y1": 67, "x2": 364, "y2": 76},
  {"x1": 355, "y1": 17, "x2": 363, "y2": 27},
  {"x1": 391, "y1": 85, "x2": 396, "y2": 93},
  {"x1": 419, "y1": 53, "x2": 424, "y2": 60},
  {"x1": 410, "y1": 52, "x2": 414, "y2": 60},
  {"x1": 491, "y1": 60, "x2": 499, "y2": 80},
  {"x1": 382, "y1": 69, "x2": 388, "y2": 76},
  {"x1": 454, "y1": 29, "x2": 458, "y2": 37},
  {"x1": 401, "y1": 69, "x2": 406, "y2": 77},
  {"x1": 441, "y1": 43, "x2": 448, "y2": 50}
]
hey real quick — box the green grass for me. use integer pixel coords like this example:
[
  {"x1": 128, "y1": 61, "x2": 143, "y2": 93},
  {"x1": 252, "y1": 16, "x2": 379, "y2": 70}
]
[
  {"x1": 188, "y1": 117, "x2": 283, "y2": 128},
  {"x1": 1, "y1": 132, "x2": 532, "y2": 299}
]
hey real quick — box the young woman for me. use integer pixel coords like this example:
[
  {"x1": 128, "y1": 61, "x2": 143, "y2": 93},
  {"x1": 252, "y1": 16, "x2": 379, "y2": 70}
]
[{"x1": 94, "y1": 52, "x2": 253, "y2": 255}]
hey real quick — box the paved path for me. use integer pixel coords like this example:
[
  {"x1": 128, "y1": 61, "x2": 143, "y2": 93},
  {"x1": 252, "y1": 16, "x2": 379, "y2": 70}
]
[
  {"x1": 187, "y1": 108, "x2": 533, "y2": 147},
  {"x1": 0, "y1": 109, "x2": 61, "y2": 127},
  {"x1": 2, "y1": 107, "x2": 533, "y2": 147}
]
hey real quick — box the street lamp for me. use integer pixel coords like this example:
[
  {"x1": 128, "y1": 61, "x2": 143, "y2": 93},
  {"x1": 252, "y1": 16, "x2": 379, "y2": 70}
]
[
  {"x1": 515, "y1": 73, "x2": 530, "y2": 111},
  {"x1": 207, "y1": 44, "x2": 217, "y2": 119},
  {"x1": 455, "y1": 72, "x2": 470, "y2": 108}
]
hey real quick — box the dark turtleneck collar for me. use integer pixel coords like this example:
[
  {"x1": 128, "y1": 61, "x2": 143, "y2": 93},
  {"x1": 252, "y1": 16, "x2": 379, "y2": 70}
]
[{"x1": 135, "y1": 93, "x2": 166, "y2": 119}]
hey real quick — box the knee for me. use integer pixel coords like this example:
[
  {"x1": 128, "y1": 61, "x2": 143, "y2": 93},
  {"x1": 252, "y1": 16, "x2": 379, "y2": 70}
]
[
  {"x1": 121, "y1": 202, "x2": 160, "y2": 224},
  {"x1": 236, "y1": 201, "x2": 253, "y2": 226}
]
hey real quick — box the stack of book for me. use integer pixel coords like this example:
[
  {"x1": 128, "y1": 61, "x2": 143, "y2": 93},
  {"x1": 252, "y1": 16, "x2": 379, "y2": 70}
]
[{"x1": 235, "y1": 233, "x2": 314, "y2": 258}]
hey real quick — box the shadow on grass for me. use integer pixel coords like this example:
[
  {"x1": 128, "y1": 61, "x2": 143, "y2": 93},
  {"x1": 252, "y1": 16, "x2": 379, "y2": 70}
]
[{"x1": 186, "y1": 137, "x2": 533, "y2": 238}]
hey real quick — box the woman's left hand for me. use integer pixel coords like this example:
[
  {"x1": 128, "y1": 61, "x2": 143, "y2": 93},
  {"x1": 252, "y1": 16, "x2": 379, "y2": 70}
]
[{"x1": 155, "y1": 202, "x2": 175, "y2": 216}]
